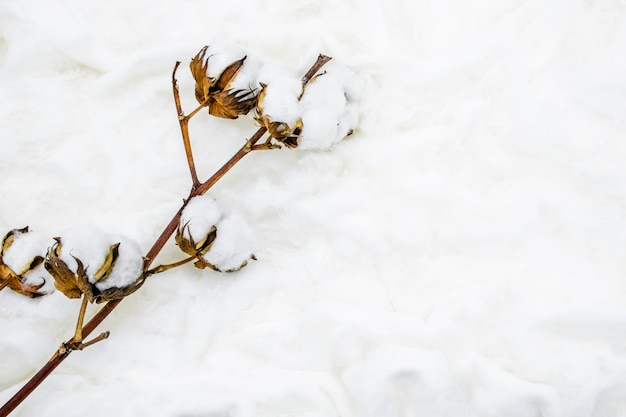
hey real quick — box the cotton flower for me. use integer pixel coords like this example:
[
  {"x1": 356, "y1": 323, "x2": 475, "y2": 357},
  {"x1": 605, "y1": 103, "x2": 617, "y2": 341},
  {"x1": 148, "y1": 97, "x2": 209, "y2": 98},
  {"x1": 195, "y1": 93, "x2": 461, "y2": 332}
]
[
  {"x1": 44, "y1": 226, "x2": 145, "y2": 303},
  {"x1": 0, "y1": 227, "x2": 48, "y2": 298}
]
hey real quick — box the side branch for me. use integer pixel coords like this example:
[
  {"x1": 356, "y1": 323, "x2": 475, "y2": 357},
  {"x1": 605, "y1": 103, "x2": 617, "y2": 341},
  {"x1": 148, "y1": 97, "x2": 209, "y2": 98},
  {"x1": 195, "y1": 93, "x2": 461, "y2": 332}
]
[{"x1": 172, "y1": 61, "x2": 200, "y2": 187}]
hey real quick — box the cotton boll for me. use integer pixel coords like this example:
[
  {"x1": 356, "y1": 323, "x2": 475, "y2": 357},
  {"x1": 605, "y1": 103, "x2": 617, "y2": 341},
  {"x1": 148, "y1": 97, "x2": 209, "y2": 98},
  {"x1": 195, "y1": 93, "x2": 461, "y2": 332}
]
[
  {"x1": 299, "y1": 107, "x2": 340, "y2": 150},
  {"x1": 56, "y1": 225, "x2": 143, "y2": 290},
  {"x1": 180, "y1": 195, "x2": 222, "y2": 243},
  {"x1": 2, "y1": 229, "x2": 48, "y2": 274},
  {"x1": 1, "y1": 228, "x2": 53, "y2": 293},
  {"x1": 58, "y1": 225, "x2": 112, "y2": 283},
  {"x1": 94, "y1": 235, "x2": 144, "y2": 291},
  {"x1": 204, "y1": 213, "x2": 256, "y2": 272},
  {"x1": 257, "y1": 64, "x2": 303, "y2": 127},
  {"x1": 201, "y1": 41, "x2": 261, "y2": 92},
  {"x1": 229, "y1": 55, "x2": 262, "y2": 93},
  {"x1": 298, "y1": 63, "x2": 364, "y2": 150},
  {"x1": 202, "y1": 41, "x2": 247, "y2": 80}
]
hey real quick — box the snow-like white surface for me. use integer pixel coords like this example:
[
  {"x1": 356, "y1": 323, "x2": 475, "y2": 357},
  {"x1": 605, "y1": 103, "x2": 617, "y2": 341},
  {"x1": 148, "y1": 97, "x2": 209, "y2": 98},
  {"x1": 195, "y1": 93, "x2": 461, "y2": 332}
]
[{"x1": 1, "y1": 1, "x2": 626, "y2": 417}]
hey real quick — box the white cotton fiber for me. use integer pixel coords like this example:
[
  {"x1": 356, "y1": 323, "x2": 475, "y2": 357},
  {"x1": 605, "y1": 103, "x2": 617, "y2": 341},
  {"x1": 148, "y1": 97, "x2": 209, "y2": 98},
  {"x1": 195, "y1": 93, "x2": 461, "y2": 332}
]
[
  {"x1": 298, "y1": 63, "x2": 364, "y2": 150},
  {"x1": 94, "y1": 235, "x2": 144, "y2": 291},
  {"x1": 179, "y1": 195, "x2": 223, "y2": 243},
  {"x1": 58, "y1": 225, "x2": 143, "y2": 290},
  {"x1": 58, "y1": 225, "x2": 110, "y2": 281},
  {"x1": 2, "y1": 229, "x2": 48, "y2": 274},
  {"x1": 204, "y1": 213, "x2": 256, "y2": 272},
  {"x1": 257, "y1": 63, "x2": 303, "y2": 127}
]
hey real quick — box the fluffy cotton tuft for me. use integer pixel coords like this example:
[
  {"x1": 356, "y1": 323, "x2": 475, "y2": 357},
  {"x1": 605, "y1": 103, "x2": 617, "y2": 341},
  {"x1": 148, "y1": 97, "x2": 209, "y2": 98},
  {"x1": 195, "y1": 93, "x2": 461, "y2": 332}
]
[
  {"x1": 180, "y1": 195, "x2": 222, "y2": 243},
  {"x1": 2, "y1": 229, "x2": 48, "y2": 274},
  {"x1": 257, "y1": 64, "x2": 303, "y2": 127},
  {"x1": 204, "y1": 213, "x2": 256, "y2": 272},
  {"x1": 298, "y1": 62, "x2": 364, "y2": 150},
  {"x1": 58, "y1": 225, "x2": 143, "y2": 290},
  {"x1": 255, "y1": 58, "x2": 363, "y2": 150},
  {"x1": 95, "y1": 235, "x2": 144, "y2": 291}
]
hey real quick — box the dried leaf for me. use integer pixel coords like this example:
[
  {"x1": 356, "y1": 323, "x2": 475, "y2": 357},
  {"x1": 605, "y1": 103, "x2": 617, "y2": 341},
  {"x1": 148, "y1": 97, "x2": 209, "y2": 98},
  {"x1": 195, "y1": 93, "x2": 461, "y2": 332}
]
[
  {"x1": 19, "y1": 255, "x2": 44, "y2": 276},
  {"x1": 189, "y1": 46, "x2": 257, "y2": 119},
  {"x1": 193, "y1": 253, "x2": 256, "y2": 273},
  {"x1": 193, "y1": 257, "x2": 218, "y2": 271},
  {"x1": 190, "y1": 46, "x2": 213, "y2": 104},
  {"x1": 73, "y1": 255, "x2": 95, "y2": 301},
  {"x1": 7, "y1": 276, "x2": 46, "y2": 298},
  {"x1": 93, "y1": 243, "x2": 120, "y2": 283},
  {"x1": 176, "y1": 223, "x2": 217, "y2": 256},
  {"x1": 93, "y1": 278, "x2": 144, "y2": 304},
  {"x1": 213, "y1": 57, "x2": 246, "y2": 92},
  {"x1": 44, "y1": 239, "x2": 82, "y2": 299},
  {"x1": 208, "y1": 89, "x2": 256, "y2": 119}
]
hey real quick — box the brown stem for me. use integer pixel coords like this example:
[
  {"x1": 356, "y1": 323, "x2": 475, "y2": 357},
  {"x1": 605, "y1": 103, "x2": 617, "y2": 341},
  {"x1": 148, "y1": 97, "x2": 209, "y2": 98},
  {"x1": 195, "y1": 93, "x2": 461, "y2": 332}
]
[
  {"x1": 0, "y1": 350, "x2": 70, "y2": 417},
  {"x1": 186, "y1": 102, "x2": 208, "y2": 120},
  {"x1": 0, "y1": 54, "x2": 332, "y2": 417},
  {"x1": 194, "y1": 127, "x2": 267, "y2": 196},
  {"x1": 172, "y1": 61, "x2": 200, "y2": 187},
  {"x1": 145, "y1": 255, "x2": 196, "y2": 276},
  {"x1": 142, "y1": 125, "x2": 267, "y2": 267},
  {"x1": 301, "y1": 54, "x2": 332, "y2": 85},
  {"x1": 72, "y1": 295, "x2": 89, "y2": 344},
  {"x1": 0, "y1": 280, "x2": 9, "y2": 292}
]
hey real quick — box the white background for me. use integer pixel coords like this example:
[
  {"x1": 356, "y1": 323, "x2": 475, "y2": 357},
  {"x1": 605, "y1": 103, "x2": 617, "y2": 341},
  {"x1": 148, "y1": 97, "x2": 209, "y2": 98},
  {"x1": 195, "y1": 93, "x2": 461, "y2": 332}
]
[{"x1": 1, "y1": 1, "x2": 626, "y2": 416}]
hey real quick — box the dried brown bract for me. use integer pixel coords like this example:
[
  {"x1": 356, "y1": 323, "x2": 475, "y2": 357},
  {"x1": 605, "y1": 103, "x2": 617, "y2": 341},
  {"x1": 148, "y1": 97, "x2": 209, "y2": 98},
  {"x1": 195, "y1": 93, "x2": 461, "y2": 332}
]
[
  {"x1": 175, "y1": 222, "x2": 218, "y2": 269},
  {"x1": 0, "y1": 227, "x2": 46, "y2": 298},
  {"x1": 190, "y1": 46, "x2": 257, "y2": 119}
]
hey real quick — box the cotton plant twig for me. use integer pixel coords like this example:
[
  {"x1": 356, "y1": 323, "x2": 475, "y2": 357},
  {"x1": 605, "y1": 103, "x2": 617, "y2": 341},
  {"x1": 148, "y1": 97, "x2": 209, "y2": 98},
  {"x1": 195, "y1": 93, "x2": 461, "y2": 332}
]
[
  {"x1": 172, "y1": 61, "x2": 201, "y2": 188},
  {"x1": 0, "y1": 53, "x2": 331, "y2": 417},
  {"x1": 59, "y1": 294, "x2": 110, "y2": 353}
]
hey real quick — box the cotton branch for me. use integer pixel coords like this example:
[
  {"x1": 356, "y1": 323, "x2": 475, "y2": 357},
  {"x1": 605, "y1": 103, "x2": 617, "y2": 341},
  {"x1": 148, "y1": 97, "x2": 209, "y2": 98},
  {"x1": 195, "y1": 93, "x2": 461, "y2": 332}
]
[
  {"x1": 172, "y1": 61, "x2": 201, "y2": 187},
  {"x1": 0, "y1": 52, "x2": 332, "y2": 417}
]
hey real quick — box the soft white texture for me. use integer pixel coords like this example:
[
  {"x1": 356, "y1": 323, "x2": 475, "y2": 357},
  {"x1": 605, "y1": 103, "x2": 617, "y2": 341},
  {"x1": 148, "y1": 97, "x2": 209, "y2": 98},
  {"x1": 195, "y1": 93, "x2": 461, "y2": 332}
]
[
  {"x1": 179, "y1": 195, "x2": 222, "y2": 243},
  {"x1": 204, "y1": 213, "x2": 256, "y2": 272},
  {"x1": 1, "y1": 228, "x2": 52, "y2": 291},
  {"x1": 59, "y1": 225, "x2": 143, "y2": 290},
  {"x1": 1, "y1": 1, "x2": 626, "y2": 417},
  {"x1": 1, "y1": 228, "x2": 47, "y2": 274},
  {"x1": 95, "y1": 235, "x2": 144, "y2": 291},
  {"x1": 256, "y1": 59, "x2": 363, "y2": 149},
  {"x1": 299, "y1": 62, "x2": 363, "y2": 150},
  {"x1": 257, "y1": 64, "x2": 303, "y2": 127}
]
